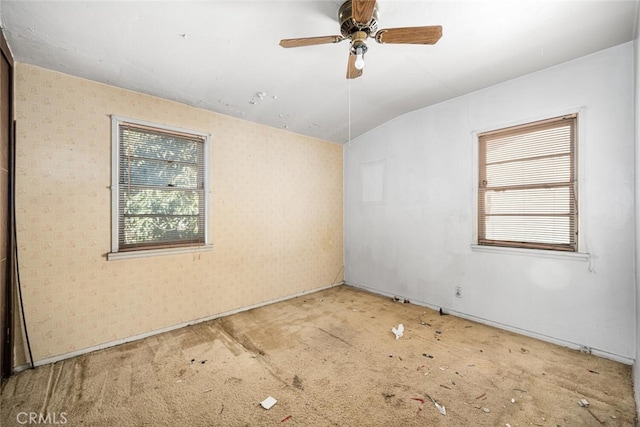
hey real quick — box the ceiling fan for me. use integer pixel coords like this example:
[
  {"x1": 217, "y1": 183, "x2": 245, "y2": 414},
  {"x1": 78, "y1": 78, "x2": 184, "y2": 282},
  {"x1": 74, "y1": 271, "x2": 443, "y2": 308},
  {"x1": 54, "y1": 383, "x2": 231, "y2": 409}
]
[{"x1": 279, "y1": 0, "x2": 442, "y2": 79}]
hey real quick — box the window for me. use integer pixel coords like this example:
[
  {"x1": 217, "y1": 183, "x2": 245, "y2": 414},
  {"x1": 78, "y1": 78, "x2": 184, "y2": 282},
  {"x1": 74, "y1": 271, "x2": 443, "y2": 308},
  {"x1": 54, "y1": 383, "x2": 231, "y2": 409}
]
[
  {"x1": 478, "y1": 114, "x2": 577, "y2": 252},
  {"x1": 109, "y1": 116, "x2": 210, "y2": 259}
]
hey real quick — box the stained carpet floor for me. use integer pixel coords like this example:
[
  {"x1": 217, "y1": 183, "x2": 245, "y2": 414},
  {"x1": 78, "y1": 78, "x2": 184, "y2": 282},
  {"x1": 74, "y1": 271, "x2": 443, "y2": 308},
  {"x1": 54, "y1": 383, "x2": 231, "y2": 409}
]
[{"x1": 1, "y1": 285, "x2": 636, "y2": 426}]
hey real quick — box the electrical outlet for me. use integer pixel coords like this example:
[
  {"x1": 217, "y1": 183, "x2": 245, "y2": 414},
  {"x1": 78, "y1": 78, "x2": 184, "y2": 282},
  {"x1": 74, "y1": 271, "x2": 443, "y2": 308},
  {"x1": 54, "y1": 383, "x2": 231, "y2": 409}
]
[{"x1": 455, "y1": 286, "x2": 462, "y2": 298}]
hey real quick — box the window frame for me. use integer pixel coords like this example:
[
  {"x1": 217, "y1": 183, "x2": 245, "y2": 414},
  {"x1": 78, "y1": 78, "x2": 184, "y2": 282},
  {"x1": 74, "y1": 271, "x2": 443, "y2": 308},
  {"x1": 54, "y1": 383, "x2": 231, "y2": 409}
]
[
  {"x1": 476, "y1": 113, "x2": 579, "y2": 253},
  {"x1": 108, "y1": 116, "x2": 212, "y2": 260}
]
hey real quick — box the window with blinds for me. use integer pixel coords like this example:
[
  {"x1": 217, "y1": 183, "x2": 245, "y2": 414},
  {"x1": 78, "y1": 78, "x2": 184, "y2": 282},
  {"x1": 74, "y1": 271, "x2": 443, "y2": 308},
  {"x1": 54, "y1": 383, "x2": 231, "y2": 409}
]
[
  {"x1": 111, "y1": 117, "x2": 209, "y2": 253},
  {"x1": 478, "y1": 114, "x2": 577, "y2": 252}
]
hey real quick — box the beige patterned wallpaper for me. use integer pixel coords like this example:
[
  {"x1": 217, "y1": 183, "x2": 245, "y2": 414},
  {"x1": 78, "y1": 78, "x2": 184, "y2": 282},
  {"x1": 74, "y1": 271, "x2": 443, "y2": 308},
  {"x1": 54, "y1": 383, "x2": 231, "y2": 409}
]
[{"x1": 13, "y1": 63, "x2": 343, "y2": 366}]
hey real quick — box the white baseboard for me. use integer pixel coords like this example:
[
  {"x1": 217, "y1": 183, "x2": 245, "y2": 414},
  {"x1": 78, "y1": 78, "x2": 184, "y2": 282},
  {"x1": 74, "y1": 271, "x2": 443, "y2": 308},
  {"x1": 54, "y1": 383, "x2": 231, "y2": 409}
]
[
  {"x1": 346, "y1": 281, "x2": 634, "y2": 366},
  {"x1": 13, "y1": 281, "x2": 344, "y2": 372}
]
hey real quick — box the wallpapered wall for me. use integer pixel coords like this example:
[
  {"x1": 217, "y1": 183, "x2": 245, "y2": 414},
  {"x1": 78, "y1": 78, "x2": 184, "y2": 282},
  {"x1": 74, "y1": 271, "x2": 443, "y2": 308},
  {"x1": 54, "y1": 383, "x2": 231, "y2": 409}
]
[{"x1": 13, "y1": 63, "x2": 343, "y2": 365}]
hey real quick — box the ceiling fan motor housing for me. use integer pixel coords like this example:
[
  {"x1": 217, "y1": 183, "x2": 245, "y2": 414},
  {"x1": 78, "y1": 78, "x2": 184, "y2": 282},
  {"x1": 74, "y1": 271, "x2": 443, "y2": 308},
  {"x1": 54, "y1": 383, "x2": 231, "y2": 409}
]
[{"x1": 338, "y1": 0, "x2": 379, "y2": 38}]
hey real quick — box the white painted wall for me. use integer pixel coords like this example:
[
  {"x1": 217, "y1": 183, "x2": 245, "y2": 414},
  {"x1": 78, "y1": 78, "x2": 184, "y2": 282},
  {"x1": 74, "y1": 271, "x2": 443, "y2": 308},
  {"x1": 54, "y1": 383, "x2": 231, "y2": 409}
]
[{"x1": 345, "y1": 42, "x2": 635, "y2": 362}]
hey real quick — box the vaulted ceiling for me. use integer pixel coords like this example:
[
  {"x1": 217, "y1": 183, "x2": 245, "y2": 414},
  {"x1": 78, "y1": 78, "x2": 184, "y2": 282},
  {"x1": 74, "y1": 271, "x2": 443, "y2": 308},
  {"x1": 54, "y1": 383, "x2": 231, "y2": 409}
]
[{"x1": 1, "y1": 0, "x2": 638, "y2": 143}]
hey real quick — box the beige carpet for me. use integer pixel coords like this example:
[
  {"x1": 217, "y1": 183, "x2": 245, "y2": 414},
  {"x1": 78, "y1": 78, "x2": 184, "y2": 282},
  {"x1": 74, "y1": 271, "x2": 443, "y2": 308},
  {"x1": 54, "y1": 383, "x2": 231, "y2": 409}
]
[{"x1": 1, "y1": 285, "x2": 636, "y2": 426}]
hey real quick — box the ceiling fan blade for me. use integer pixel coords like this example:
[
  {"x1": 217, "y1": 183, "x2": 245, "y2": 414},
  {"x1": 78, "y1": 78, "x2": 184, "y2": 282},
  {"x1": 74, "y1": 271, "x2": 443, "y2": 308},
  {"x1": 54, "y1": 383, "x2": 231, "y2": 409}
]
[
  {"x1": 375, "y1": 26, "x2": 443, "y2": 45},
  {"x1": 279, "y1": 35, "x2": 344, "y2": 48},
  {"x1": 347, "y1": 53, "x2": 363, "y2": 79},
  {"x1": 352, "y1": 0, "x2": 376, "y2": 24}
]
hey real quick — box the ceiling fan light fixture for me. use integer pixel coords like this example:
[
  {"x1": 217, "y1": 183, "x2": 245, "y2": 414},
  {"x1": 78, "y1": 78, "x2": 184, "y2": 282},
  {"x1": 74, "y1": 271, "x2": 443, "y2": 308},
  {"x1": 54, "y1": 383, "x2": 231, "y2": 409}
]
[
  {"x1": 351, "y1": 30, "x2": 368, "y2": 70},
  {"x1": 354, "y1": 46, "x2": 365, "y2": 70}
]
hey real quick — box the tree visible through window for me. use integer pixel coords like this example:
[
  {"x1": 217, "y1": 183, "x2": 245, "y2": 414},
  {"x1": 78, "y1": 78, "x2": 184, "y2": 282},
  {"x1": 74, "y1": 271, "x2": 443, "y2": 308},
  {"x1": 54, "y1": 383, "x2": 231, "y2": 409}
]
[
  {"x1": 111, "y1": 117, "x2": 209, "y2": 254},
  {"x1": 478, "y1": 114, "x2": 577, "y2": 252}
]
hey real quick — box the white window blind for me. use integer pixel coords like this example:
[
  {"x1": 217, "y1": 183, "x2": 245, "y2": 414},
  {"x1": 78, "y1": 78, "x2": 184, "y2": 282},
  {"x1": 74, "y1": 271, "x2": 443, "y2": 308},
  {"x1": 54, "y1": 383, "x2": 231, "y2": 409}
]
[
  {"x1": 114, "y1": 119, "x2": 207, "y2": 252},
  {"x1": 478, "y1": 114, "x2": 577, "y2": 252}
]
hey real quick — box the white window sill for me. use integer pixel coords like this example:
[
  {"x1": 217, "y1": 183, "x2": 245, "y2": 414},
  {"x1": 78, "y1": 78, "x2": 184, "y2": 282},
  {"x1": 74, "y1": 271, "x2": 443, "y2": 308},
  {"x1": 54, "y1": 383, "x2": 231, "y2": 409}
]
[
  {"x1": 108, "y1": 245, "x2": 213, "y2": 261},
  {"x1": 470, "y1": 244, "x2": 590, "y2": 261}
]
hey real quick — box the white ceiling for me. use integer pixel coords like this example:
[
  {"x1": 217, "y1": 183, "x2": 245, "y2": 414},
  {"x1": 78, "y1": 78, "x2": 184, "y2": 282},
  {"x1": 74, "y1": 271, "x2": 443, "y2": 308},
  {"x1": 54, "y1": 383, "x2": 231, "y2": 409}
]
[{"x1": 1, "y1": 0, "x2": 638, "y2": 143}]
